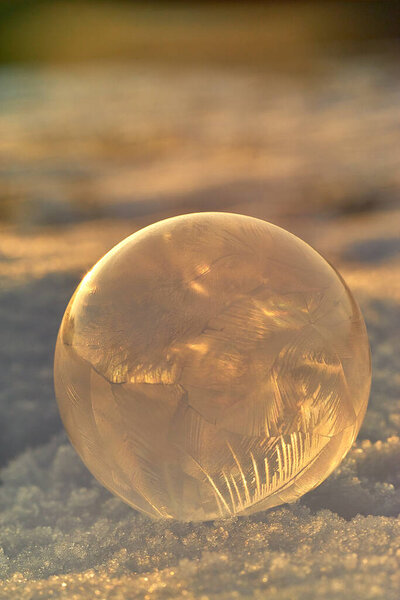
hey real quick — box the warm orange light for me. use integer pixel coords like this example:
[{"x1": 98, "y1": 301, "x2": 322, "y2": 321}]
[{"x1": 54, "y1": 212, "x2": 371, "y2": 521}]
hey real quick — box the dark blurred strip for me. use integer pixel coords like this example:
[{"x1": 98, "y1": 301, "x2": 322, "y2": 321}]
[{"x1": 0, "y1": 1, "x2": 400, "y2": 66}]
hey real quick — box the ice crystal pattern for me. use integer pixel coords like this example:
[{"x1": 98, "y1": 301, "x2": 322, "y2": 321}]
[{"x1": 54, "y1": 213, "x2": 371, "y2": 521}]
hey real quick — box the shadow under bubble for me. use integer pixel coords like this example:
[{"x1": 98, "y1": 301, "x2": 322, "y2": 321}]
[{"x1": 0, "y1": 272, "x2": 80, "y2": 467}]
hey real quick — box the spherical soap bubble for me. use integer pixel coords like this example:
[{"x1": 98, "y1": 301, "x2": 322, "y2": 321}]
[{"x1": 54, "y1": 212, "x2": 371, "y2": 521}]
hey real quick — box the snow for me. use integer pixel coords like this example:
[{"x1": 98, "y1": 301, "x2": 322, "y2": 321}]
[{"x1": 0, "y1": 57, "x2": 399, "y2": 598}]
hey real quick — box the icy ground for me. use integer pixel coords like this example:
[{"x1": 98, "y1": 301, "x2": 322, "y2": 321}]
[{"x1": 0, "y1": 58, "x2": 400, "y2": 598}]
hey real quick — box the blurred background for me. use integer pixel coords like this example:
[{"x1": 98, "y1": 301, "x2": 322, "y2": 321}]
[
  {"x1": 2, "y1": 0, "x2": 400, "y2": 225},
  {"x1": 1, "y1": 1, "x2": 400, "y2": 596}
]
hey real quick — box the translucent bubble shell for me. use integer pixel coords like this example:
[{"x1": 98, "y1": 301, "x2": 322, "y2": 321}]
[{"x1": 54, "y1": 212, "x2": 371, "y2": 521}]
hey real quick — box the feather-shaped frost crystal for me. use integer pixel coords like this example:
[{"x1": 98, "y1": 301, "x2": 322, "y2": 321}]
[{"x1": 54, "y1": 212, "x2": 371, "y2": 521}]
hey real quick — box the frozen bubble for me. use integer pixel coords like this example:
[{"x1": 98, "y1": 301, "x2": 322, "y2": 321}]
[{"x1": 54, "y1": 212, "x2": 371, "y2": 521}]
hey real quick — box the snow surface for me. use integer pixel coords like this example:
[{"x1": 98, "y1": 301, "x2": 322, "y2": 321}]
[{"x1": 0, "y1": 58, "x2": 400, "y2": 598}]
